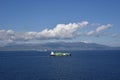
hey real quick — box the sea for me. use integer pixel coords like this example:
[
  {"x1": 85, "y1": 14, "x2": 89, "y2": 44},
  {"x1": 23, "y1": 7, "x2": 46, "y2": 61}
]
[{"x1": 0, "y1": 50, "x2": 120, "y2": 80}]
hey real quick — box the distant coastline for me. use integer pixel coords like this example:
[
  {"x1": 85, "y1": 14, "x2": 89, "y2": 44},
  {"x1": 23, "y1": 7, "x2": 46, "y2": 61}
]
[{"x1": 0, "y1": 42, "x2": 120, "y2": 51}]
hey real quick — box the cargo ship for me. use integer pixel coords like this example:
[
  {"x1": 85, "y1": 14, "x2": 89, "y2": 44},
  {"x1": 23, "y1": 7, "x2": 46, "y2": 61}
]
[{"x1": 50, "y1": 51, "x2": 71, "y2": 56}]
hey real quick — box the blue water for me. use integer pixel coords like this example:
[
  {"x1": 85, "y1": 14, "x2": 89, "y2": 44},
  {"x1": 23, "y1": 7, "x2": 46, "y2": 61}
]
[{"x1": 0, "y1": 50, "x2": 120, "y2": 80}]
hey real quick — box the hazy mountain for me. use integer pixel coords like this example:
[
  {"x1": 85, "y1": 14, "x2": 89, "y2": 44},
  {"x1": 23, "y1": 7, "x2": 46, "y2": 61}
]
[{"x1": 0, "y1": 42, "x2": 120, "y2": 51}]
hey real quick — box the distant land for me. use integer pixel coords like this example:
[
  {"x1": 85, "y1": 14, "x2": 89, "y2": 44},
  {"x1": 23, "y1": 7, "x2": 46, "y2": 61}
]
[{"x1": 0, "y1": 42, "x2": 120, "y2": 51}]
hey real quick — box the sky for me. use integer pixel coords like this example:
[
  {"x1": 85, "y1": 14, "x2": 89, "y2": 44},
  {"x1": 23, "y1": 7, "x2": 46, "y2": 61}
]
[{"x1": 0, "y1": 0, "x2": 120, "y2": 47}]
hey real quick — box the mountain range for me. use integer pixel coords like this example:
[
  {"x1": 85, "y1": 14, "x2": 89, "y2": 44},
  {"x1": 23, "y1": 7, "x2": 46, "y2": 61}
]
[{"x1": 0, "y1": 42, "x2": 120, "y2": 51}]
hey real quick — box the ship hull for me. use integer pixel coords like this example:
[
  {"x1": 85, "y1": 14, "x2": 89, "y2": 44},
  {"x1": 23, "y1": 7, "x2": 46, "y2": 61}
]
[{"x1": 50, "y1": 52, "x2": 71, "y2": 56}]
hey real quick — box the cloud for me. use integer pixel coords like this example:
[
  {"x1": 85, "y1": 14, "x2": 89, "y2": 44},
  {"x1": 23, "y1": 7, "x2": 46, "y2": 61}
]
[
  {"x1": 0, "y1": 29, "x2": 5, "y2": 40},
  {"x1": 111, "y1": 33, "x2": 120, "y2": 38},
  {"x1": 6, "y1": 29, "x2": 14, "y2": 35},
  {"x1": 87, "y1": 24, "x2": 112, "y2": 36},
  {"x1": 22, "y1": 21, "x2": 88, "y2": 40},
  {"x1": 0, "y1": 29, "x2": 15, "y2": 45},
  {"x1": 0, "y1": 21, "x2": 116, "y2": 46},
  {"x1": 96, "y1": 24, "x2": 112, "y2": 32},
  {"x1": 87, "y1": 30, "x2": 95, "y2": 36},
  {"x1": 0, "y1": 21, "x2": 88, "y2": 44},
  {"x1": 35, "y1": 21, "x2": 88, "y2": 39},
  {"x1": 0, "y1": 29, "x2": 14, "y2": 40}
]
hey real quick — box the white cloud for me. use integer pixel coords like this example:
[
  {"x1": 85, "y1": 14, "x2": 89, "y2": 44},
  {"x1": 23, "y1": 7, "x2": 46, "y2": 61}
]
[
  {"x1": 96, "y1": 24, "x2": 112, "y2": 32},
  {"x1": 35, "y1": 21, "x2": 88, "y2": 39},
  {"x1": 6, "y1": 29, "x2": 14, "y2": 35},
  {"x1": 87, "y1": 24, "x2": 112, "y2": 36},
  {"x1": 87, "y1": 31, "x2": 95, "y2": 36},
  {"x1": 0, "y1": 29, "x2": 6, "y2": 40},
  {"x1": 0, "y1": 21, "x2": 115, "y2": 45},
  {"x1": 0, "y1": 29, "x2": 15, "y2": 45},
  {"x1": 0, "y1": 21, "x2": 88, "y2": 44},
  {"x1": 21, "y1": 21, "x2": 88, "y2": 40},
  {"x1": 111, "y1": 33, "x2": 119, "y2": 38}
]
